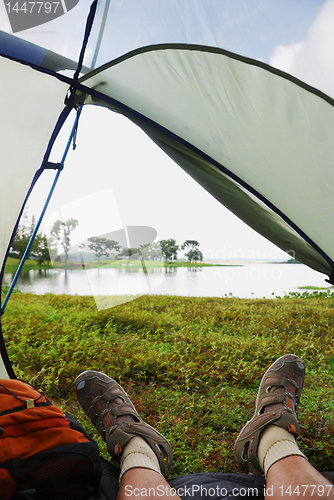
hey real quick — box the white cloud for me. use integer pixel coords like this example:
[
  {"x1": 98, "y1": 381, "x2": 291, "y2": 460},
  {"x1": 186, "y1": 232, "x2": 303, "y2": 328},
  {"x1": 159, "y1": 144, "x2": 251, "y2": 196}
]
[
  {"x1": 270, "y1": 42, "x2": 303, "y2": 74},
  {"x1": 270, "y1": 0, "x2": 334, "y2": 98}
]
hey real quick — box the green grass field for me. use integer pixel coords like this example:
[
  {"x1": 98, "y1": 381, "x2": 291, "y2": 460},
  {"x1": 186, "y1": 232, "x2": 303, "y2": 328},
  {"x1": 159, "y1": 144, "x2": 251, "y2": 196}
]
[
  {"x1": 4, "y1": 256, "x2": 235, "y2": 274},
  {"x1": 4, "y1": 256, "x2": 48, "y2": 272},
  {"x1": 1, "y1": 291, "x2": 334, "y2": 476}
]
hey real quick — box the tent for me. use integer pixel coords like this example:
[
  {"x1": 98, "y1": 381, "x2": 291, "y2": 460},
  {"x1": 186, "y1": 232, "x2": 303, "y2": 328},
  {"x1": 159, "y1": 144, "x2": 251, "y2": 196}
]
[{"x1": 1, "y1": 0, "x2": 334, "y2": 378}]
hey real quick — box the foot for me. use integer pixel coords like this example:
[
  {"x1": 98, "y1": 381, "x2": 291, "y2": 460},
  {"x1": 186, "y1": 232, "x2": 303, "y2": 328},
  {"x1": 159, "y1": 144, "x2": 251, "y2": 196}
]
[
  {"x1": 233, "y1": 354, "x2": 305, "y2": 473},
  {"x1": 74, "y1": 370, "x2": 173, "y2": 477}
]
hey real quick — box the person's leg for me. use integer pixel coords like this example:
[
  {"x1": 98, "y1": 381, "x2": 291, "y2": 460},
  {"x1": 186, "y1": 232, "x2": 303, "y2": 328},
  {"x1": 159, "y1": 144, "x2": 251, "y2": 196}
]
[
  {"x1": 117, "y1": 468, "x2": 182, "y2": 500},
  {"x1": 234, "y1": 354, "x2": 334, "y2": 499},
  {"x1": 266, "y1": 455, "x2": 334, "y2": 500}
]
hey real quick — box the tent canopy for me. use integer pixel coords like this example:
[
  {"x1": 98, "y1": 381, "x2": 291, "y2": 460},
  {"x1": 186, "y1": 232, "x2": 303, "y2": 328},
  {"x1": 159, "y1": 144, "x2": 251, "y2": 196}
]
[{"x1": 1, "y1": 0, "x2": 334, "y2": 377}]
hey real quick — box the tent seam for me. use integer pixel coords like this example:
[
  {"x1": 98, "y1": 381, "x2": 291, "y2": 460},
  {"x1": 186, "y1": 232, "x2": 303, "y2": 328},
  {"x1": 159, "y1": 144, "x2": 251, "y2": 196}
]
[
  {"x1": 79, "y1": 43, "x2": 334, "y2": 107},
  {"x1": 74, "y1": 80, "x2": 334, "y2": 274}
]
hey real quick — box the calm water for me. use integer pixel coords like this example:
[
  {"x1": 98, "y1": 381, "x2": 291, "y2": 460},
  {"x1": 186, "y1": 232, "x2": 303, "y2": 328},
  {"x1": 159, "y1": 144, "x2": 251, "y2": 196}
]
[{"x1": 3, "y1": 263, "x2": 331, "y2": 309}]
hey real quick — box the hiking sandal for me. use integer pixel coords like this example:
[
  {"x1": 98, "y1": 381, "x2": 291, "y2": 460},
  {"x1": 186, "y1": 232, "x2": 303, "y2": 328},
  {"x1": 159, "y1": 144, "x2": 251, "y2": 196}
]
[
  {"x1": 233, "y1": 354, "x2": 305, "y2": 473},
  {"x1": 75, "y1": 370, "x2": 173, "y2": 477}
]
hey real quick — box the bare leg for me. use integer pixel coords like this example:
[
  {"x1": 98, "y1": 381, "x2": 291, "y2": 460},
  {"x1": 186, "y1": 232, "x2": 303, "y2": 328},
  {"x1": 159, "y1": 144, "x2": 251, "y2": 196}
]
[
  {"x1": 117, "y1": 468, "x2": 182, "y2": 500},
  {"x1": 265, "y1": 455, "x2": 334, "y2": 500}
]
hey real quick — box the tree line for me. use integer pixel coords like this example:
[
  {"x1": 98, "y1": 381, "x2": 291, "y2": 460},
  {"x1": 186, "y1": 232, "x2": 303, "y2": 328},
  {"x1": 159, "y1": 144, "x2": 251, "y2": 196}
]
[
  {"x1": 10, "y1": 215, "x2": 204, "y2": 266},
  {"x1": 158, "y1": 238, "x2": 203, "y2": 263},
  {"x1": 9, "y1": 214, "x2": 51, "y2": 266}
]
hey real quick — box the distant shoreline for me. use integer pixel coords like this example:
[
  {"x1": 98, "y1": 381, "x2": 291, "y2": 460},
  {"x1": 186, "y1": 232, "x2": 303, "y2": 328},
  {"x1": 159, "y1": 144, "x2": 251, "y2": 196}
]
[{"x1": 4, "y1": 256, "x2": 297, "y2": 274}]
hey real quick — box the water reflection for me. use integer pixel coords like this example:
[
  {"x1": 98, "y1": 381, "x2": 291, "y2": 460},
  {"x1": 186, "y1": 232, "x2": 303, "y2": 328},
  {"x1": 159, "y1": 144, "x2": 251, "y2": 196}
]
[
  {"x1": 14, "y1": 269, "x2": 51, "y2": 283},
  {"x1": 3, "y1": 263, "x2": 330, "y2": 308}
]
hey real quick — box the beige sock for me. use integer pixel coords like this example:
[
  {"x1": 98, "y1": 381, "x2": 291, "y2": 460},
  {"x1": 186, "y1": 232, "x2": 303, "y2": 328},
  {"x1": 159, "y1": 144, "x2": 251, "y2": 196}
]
[
  {"x1": 258, "y1": 425, "x2": 307, "y2": 475},
  {"x1": 119, "y1": 436, "x2": 161, "y2": 481}
]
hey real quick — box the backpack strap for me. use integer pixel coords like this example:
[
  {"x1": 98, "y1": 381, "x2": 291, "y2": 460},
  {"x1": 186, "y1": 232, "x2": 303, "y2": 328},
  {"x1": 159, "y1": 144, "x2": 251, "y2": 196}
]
[
  {"x1": 0, "y1": 381, "x2": 52, "y2": 417},
  {"x1": 0, "y1": 381, "x2": 103, "y2": 499},
  {"x1": 65, "y1": 413, "x2": 96, "y2": 442}
]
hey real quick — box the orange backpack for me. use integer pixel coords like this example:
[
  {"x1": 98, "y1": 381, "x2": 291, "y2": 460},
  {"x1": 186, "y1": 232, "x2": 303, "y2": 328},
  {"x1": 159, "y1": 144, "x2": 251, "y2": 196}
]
[{"x1": 0, "y1": 379, "x2": 101, "y2": 500}]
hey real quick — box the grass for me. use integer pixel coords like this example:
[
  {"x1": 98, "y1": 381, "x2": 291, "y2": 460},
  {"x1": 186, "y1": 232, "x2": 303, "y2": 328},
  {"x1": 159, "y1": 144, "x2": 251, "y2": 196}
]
[
  {"x1": 4, "y1": 257, "x2": 237, "y2": 274},
  {"x1": 4, "y1": 256, "x2": 50, "y2": 273},
  {"x1": 1, "y1": 291, "x2": 334, "y2": 476}
]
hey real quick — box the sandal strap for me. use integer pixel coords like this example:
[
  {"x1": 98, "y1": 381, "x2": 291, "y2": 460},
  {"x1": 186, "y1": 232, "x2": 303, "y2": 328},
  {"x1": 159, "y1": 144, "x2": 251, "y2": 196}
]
[
  {"x1": 90, "y1": 390, "x2": 121, "y2": 407},
  {"x1": 257, "y1": 375, "x2": 299, "y2": 412},
  {"x1": 87, "y1": 399, "x2": 139, "y2": 426},
  {"x1": 75, "y1": 370, "x2": 173, "y2": 477},
  {"x1": 233, "y1": 354, "x2": 305, "y2": 473},
  {"x1": 258, "y1": 392, "x2": 285, "y2": 412},
  {"x1": 261, "y1": 374, "x2": 288, "y2": 389}
]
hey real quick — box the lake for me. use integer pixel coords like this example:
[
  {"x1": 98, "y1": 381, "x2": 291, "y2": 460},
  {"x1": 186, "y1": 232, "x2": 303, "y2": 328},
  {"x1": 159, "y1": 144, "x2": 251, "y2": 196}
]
[{"x1": 3, "y1": 263, "x2": 332, "y2": 310}]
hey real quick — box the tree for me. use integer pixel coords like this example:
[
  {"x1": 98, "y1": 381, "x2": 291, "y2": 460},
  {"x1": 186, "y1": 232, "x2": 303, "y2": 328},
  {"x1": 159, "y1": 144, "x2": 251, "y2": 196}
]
[
  {"x1": 31, "y1": 235, "x2": 52, "y2": 266},
  {"x1": 117, "y1": 247, "x2": 140, "y2": 260},
  {"x1": 139, "y1": 242, "x2": 162, "y2": 261},
  {"x1": 50, "y1": 218, "x2": 79, "y2": 268},
  {"x1": 29, "y1": 215, "x2": 36, "y2": 237},
  {"x1": 159, "y1": 239, "x2": 178, "y2": 261},
  {"x1": 10, "y1": 214, "x2": 43, "y2": 261},
  {"x1": 10, "y1": 230, "x2": 31, "y2": 260},
  {"x1": 86, "y1": 237, "x2": 121, "y2": 264},
  {"x1": 181, "y1": 240, "x2": 203, "y2": 263}
]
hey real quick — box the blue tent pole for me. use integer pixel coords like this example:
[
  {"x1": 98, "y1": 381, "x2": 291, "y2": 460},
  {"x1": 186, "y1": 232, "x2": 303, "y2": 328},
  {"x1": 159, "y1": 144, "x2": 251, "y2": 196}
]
[{"x1": 1, "y1": 107, "x2": 82, "y2": 315}]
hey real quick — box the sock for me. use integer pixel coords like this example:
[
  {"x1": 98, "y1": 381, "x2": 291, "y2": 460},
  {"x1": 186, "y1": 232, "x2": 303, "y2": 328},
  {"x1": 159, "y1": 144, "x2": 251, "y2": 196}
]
[
  {"x1": 258, "y1": 425, "x2": 307, "y2": 475},
  {"x1": 119, "y1": 436, "x2": 161, "y2": 481}
]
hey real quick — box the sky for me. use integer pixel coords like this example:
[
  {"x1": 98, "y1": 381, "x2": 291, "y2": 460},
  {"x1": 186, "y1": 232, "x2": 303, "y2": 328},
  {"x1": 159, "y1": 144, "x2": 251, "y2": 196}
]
[{"x1": 2, "y1": 0, "x2": 334, "y2": 265}]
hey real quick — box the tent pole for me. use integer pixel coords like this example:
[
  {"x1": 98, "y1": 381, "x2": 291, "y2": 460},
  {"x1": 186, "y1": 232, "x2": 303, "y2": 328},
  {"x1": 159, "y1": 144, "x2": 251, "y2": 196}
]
[
  {"x1": 1, "y1": 107, "x2": 82, "y2": 315},
  {"x1": 90, "y1": 0, "x2": 110, "y2": 69}
]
